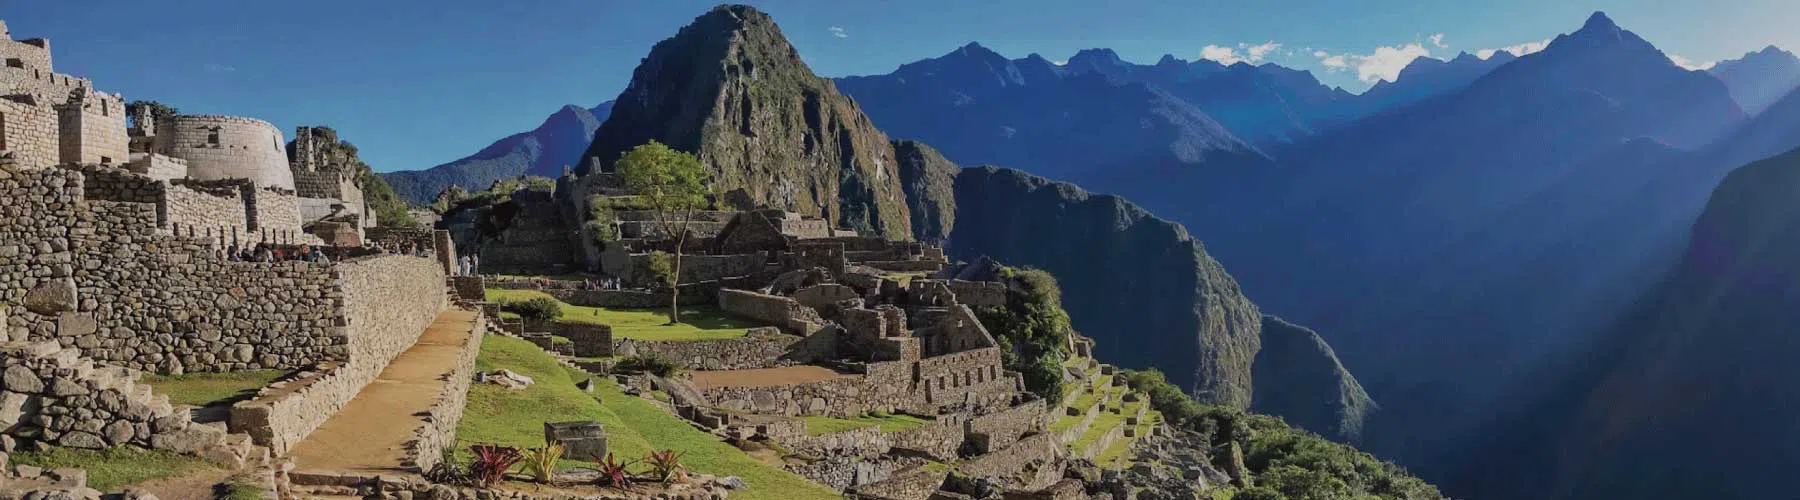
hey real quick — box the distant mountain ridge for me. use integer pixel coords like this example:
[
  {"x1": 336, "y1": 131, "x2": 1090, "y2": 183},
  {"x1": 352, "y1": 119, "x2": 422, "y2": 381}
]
[
  {"x1": 381, "y1": 102, "x2": 612, "y2": 204},
  {"x1": 1710, "y1": 46, "x2": 1800, "y2": 116}
]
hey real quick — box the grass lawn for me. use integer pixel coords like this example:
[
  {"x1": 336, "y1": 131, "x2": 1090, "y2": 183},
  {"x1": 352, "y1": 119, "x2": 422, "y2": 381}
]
[
  {"x1": 457, "y1": 335, "x2": 837, "y2": 500},
  {"x1": 1093, "y1": 403, "x2": 1157, "y2": 468},
  {"x1": 8, "y1": 447, "x2": 217, "y2": 491},
  {"x1": 798, "y1": 413, "x2": 933, "y2": 436},
  {"x1": 1071, "y1": 390, "x2": 1129, "y2": 454},
  {"x1": 140, "y1": 370, "x2": 289, "y2": 407},
  {"x1": 486, "y1": 289, "x2": 758, "y2": 341}
]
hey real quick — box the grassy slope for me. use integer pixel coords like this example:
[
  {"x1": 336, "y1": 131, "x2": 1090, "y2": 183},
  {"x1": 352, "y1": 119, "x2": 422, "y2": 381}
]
[
  {"x1": 458, "y1": 335, "x2": 836, "y2": 500},
  {"x1": 485, "y1": 289, "x2": 757, "y2": 341},
  {"x1": 798, "y1": 414, "x2": 933, "y2": 436},
  {"x1": 140, "y1": 370, "x2": 290, "y2": 407},
  {"x1": 8, "y1": 447, "x2": 217, "y2": 491}
]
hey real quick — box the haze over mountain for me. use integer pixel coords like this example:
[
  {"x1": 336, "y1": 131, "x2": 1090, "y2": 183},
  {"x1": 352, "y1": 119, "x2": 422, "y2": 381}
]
[
  {"x1": 382, "y1": 102, "x2": 612, "y2": 204},
  {"x1": 404, "y1": 5, "x2": 1800, "y2": 498},
  {"x1": 1710, "y1": 45, "x2": 1800, "y2": 116}
]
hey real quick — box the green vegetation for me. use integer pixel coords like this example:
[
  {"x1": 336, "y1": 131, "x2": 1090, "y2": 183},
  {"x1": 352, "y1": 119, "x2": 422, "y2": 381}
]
[
  {"x1": 1120, "y1": 368, "x2": 1444, "y2": 500},
  {"x1": 9, "y1": 447, "x2": 216, "y2": 491},
  {"x1": 615, "y1": 141, "x2": 713, "y2": 323},
  {"x1": 140, "y1": 369, "x2": 289, "y2": 407},
  {"x1": 798, "y1": 413, "x2": 933, "y2": 435},
  {"x1": 458, "y1": 335, "x2": 837, "y2": 500},
  {"x1": 486, "y1": 289, "x2": 756, "y2": 341},
  {"x1": 614, "y1": 354, "x2": 681, "y2": 377},
  {"x1": 287, "y1": 126, "x2": 418, "y2": 228},
  {"x1": 499, "y1": 296, "x2": 563, "y2": 324},
  {"x1": 974, "y1": 267, "x2": 1073, "y2": 400},
  {"x1": 220, "y1": 475, "x2": 271, "y2": 500},
  {"x1": 125, "y1": 100, "x2": 179, "y2": 127}
]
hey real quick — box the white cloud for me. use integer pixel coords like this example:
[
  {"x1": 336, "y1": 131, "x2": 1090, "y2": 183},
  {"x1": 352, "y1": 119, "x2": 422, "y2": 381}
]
[
  {"x1": 828, "y1": 26, "x2": 847, "y2": 39},
  {"x1": 1199, "y1": 41, "x2": 1283, "y2": 65},
  {"x1": 1051, "y1": 59, "x2": 1068, "y2": 66},
  {"x1": 1668, "y1": 54, "x2": 1716, "y2": 71},
  {"x1": 1312, "y1": 43, "x2": 1432, "y2": 83},
  {"x1": 1429, "y1": 33, "x2": 1447, "y2": 48},
  {"x1": 1476, "y1": 39, "x2": 1551, "y2": 59}
]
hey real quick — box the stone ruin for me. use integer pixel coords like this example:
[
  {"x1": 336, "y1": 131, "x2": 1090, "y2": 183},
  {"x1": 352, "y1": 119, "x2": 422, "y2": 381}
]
[{"x1": 0, "y1": 19, "x2": 377, "y2": 248}]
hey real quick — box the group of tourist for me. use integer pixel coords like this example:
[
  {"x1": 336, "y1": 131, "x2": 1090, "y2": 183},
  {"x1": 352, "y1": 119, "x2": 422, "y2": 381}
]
[
  {"x1": 369, "y1": 241, "x2": 433, "y2": 258},
  {"x1": 223, "y1": 243, "x2": 332, "y2": 264},
  {"x1": 581, "y1": 277, "x2": 623, "y2": 290}
]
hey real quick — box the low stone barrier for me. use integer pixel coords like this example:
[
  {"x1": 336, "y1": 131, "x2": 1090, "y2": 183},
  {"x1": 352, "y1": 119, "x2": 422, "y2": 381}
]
[
  {"x1": 890, "y1": 414, "x2": 966, "y2": 461},
  {"x1": 960, "y1": 432, "x2": 1065, "y2": 490},
  {"x1": 717, "y1": 289, "x2": 825, "y2": 335},
  {"x1": 0, "y1": 340, "x2": 233, "y2": 456},
  {"x1": 406, "y1": 310, "x2": 486, "y2": 472},
  {"x1": 613, "y1": 327, "x2": 798, "y2": 370},
  {"x1": 969, "y1": 399, "x2": 1047, "y2": 453},
  {"x1": 230, "y1": 256, "x2": 445, "y2": 455},
  {"x1": 848, "y1": 465, "x2": 950, "y2": 500}
]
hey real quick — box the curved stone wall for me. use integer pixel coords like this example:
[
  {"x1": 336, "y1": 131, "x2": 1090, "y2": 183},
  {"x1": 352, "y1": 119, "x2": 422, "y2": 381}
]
[{"x1": 159, "y1": 115, "x2": 294, "y2": 189}]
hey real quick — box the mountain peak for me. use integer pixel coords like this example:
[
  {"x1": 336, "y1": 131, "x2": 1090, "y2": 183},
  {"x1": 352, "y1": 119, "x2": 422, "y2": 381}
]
[
  {"x1": 1582, "y1": 11, "x2": 1618, "y2": 32},
  {"x1": 1069, "y1": 48, "x2": 1126, "y2": 67}
]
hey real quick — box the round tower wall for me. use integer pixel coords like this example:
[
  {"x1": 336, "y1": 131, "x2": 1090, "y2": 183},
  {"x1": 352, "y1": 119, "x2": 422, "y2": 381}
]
[{"x1": 159, "y1": 115, "x2": 294, "y2": 190}]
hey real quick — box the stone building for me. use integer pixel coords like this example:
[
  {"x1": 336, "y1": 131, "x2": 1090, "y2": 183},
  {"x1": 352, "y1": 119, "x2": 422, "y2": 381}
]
[{"x1": 0, "y1": 19, "x2": 377, "y2": 247}]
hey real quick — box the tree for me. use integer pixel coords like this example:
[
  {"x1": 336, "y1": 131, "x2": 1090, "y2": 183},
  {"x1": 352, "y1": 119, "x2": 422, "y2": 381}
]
[
  {"x1": 126, "y1": 100, "x2": 179, "y2": 127},
  {"x1": 616, "y1": 141, "x2": 711, "y2": 324}
]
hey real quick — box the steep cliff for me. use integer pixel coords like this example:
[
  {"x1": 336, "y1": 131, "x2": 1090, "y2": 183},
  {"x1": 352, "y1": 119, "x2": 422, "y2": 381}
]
[
  {"x1": 892, "y1": 140, "x2": 958, "y2": 244},
  {"x1": 1252, "y1": 315, "x2": 1378, "y2": 443},
  {"x1": 577, "y1": 5, "x2": 912, "y2": 240},
  {"x1": 947, "y1": 166, "x2": 1262, "y2": 408}
]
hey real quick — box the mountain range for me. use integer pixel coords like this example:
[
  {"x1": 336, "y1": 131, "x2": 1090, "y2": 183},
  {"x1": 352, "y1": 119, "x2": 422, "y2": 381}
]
[
  {"x1": 381, "y1": 102, "x2": 613, "y2": 205},
  {"x1": 383, "y1": 6, "x2": 1800, "y2": 498}
]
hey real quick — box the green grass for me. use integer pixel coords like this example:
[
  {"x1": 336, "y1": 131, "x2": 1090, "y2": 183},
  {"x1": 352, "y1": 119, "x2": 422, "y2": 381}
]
[
  {"x1": 1071, "y1": 389, "x2": 1131, "y2": 455},
  {"x1": 220, "y1": 475, "x2": 271, "y2": 500},
  {"x1": 798, "y1": 413, "x2": 934, "y2": 436},
  {"x1": 1093, "y1": 402, "x2": 1156, "y2": 468},
  {"x1": 457, "y1": 335, "x2": 837, "y2": 500},
  {"x1": 9, "y1": 447, "x2": 217, "y2": 491},
  {"x1": 486, "y1": 289, "x2": 758, "y2": 341},
  {"x1": 140, "y1": 370, "x2": 289, "y2": 407}
]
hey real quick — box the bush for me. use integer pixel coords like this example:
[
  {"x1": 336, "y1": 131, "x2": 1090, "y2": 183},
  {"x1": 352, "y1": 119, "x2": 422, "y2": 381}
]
[
  {"x1": 615, "y1": 355, "x2": 680, "y2": 377},
  {"x1": 975, "y1": 266, "x2": 1073, "y2": 400},
  {"x1": 503, "y1": 297, "x2": 563, "y2": 324}
]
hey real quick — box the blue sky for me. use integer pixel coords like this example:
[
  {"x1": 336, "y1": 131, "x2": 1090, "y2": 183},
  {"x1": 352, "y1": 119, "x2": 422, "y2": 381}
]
[{"x1": 3, "y1": 0, "x2": 1795, "y2": 172}]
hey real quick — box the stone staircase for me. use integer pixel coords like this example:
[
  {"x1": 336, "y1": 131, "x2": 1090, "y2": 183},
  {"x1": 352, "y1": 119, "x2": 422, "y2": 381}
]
[{"x1": 0, "y1": 339, "x2": 268, "y2": 468}]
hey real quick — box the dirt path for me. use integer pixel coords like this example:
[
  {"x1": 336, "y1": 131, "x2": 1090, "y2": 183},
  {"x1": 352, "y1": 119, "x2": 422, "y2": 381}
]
[
  {"x1": 690, "y1": 365, "x2": 848, "y2": 390},
  {"x1": 287, "y1": 309, "x2": 479, "y2": 475}
]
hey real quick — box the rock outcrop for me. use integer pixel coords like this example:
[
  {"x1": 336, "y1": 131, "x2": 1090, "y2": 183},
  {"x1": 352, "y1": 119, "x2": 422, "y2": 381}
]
[
  {"x1": 577, "y1": 5, "x2": 912, "y2": 240},
  {"x1": 1251, "y1": 315, "x2": 1377, "y2": 443},
  {"x1": 946, "y1": 166, "x2": 1261, "y2": 408}
]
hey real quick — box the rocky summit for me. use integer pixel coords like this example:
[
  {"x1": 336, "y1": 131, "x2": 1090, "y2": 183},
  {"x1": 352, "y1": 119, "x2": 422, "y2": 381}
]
[{"x1": 577, "y1": 5, "x2": 913, "y2": 240}]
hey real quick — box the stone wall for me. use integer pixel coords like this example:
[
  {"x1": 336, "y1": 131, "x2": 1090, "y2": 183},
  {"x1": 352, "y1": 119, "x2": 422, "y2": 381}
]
[
  {"x1": 614, "y1": 327, "x2": 801, "y2": 370},
  {"x1": 0, "y1": 340, "x2": 235, "y2": 456},
  {"x1": 615, "y1": 253, "x2": 765, "y2": 286},
  {"x1": 54, "y1": 90, "x2": 126, "y2": 166},
  {"x1": 123, "y1": 153, "x2": 188, "y2": 181},
  {"x1": 704, "y1": 372, "x2": 908, "y2": 418},
  {"x1": 406, "y1": 309, "x2": 483, "y2": 472},
  {"x1": 249, "y1": 186, "x2": 304, "y2": 237},
  {"x1": 0, "y1": 33, "x2": 54, "y2": 73},
  {"x1": 890, "y1": 413, "x2": 966, "y2": 461},
  {"x1": 156, "y1": 115, "x2": 294, "y2": 190},
  {"x1": 947, "y1": 280, "x2": 1006, "y2": 308},
  {"x1": 0, "y1": 98, "x2": 59, "y2": 169},
  {"x1": 794, "y1": 283, "x2": 861, "y2": 309},
  {"x1": 968, "y1": 399, "x2": 1048, "y2": 454},
  {"x1": 165, "y1": 180, "x2": 250, "y2": 245},
  {"x1": 848, "y1": 466, "x2": 951, "y2": 500},
  {"x1": 718, "y1": 289, "x2": 825, "y2": 335},
  {"x1": 229, "y1": 255, "x2": 445, "y2": 455},
  {"x1": 916, "y1": 348, "x2": 1011, "y2": 410},
  {"x1": 917, "y1": 306, "x2": 1000, "y2": 357},
  {"x1": 959, "y1": 432, "x2": 1064, "y2": 490},
  {"x1": 0, "y1": 167, "x2": 345, "y2": 372}
]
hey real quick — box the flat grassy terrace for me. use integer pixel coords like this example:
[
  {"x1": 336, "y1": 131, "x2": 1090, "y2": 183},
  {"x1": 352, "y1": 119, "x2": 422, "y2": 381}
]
[
  {"x1": 799, "y1": 413, "x2": 934, "y2": 436},
  {"x1": 140, "y1": 369, "x2": 290, "y2": 407},
  {"x1": 486, "y1": 289, "x2": 758, "y2": 341},
  {"x1": 457, "y1": 335, "x2": 837, "y2": 500}
]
